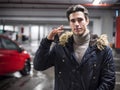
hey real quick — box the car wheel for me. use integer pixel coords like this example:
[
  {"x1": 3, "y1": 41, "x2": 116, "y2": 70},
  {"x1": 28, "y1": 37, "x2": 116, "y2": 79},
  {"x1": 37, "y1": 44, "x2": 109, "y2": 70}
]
[{"x1": 20, "y1": 60, "x2": 31, "y2": 76}]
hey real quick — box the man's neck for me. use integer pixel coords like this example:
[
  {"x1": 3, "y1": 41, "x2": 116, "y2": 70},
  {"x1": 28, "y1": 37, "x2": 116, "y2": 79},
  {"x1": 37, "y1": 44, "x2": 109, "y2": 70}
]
[{"x1": 73, "y1": 31, "x2": 90, "y2": 45}]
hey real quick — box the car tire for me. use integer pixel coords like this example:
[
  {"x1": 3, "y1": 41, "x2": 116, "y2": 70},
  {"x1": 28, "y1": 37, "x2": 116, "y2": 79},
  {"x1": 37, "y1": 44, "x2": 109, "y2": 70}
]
[{"x1": 20, "y1": 60, "x2": 31, "y2": 76}]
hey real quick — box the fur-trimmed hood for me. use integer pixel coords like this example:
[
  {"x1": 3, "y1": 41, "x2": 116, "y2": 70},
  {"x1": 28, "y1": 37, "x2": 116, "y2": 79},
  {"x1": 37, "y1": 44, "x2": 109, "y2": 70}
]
[{"x1": 59, "y1": 31, "x2": 109, "y2": 51}]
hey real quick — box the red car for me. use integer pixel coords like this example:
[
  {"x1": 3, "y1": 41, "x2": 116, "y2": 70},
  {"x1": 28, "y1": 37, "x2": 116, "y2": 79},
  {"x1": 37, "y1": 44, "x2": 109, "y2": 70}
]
[{"x1": 0, "y1": 35, "x2": 31, "y2": 76}]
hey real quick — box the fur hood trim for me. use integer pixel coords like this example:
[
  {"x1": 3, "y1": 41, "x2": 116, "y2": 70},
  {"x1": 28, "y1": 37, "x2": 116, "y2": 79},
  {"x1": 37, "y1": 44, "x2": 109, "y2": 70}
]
[{"x1": 59, "y1": 32, "x2": 109, "y2": 50}]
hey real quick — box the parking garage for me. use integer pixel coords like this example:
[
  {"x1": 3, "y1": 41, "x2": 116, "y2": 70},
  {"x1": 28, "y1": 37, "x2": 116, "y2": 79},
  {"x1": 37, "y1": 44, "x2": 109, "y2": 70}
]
[{"x1": 0, "y1": 0, "x2": 120, "y2": 90}]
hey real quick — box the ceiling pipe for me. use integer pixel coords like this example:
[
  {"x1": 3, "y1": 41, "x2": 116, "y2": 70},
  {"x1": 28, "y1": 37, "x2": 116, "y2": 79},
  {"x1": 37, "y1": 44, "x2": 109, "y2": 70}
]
[
  {"x1": 84, "y1": 3, "x2": 112, "y2": 7},
  {"x1": 0, "y1": 2, "x2": 119, "y2": 9},
  {"x1": 0, "y1": 1, "x2": 117, "y2": 6}
]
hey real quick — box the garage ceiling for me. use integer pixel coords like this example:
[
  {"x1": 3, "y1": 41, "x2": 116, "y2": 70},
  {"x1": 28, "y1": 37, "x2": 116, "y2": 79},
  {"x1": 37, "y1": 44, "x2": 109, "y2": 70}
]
[
  {"x1": 0, "y1": 0, "x2": 120, "y2": 9},
  {"x1": 0, "y1": 0, "x2": 118, "y2": 4},
  {"x1": 0, "y1": 0, "x2": 119, "y2": 25}
]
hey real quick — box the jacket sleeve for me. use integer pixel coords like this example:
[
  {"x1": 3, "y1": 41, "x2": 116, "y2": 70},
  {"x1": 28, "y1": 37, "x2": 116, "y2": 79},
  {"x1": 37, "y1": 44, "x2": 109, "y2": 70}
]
[
  {"x1": 97, "y1": 47, "x2": 116, "y2": 90},
  {"x1": 33, "y1": 37, "x2": 55, "y2": 71}
]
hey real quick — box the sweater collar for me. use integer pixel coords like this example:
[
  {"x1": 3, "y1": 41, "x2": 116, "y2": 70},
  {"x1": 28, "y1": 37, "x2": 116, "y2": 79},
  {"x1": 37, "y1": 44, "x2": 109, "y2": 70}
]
[{"x1": 73, "y1": 29, "x2": 90, "y2": 45}]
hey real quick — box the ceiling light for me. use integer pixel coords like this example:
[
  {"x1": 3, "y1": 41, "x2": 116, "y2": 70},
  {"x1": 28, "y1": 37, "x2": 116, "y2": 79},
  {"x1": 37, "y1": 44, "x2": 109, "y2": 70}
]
[{"x1": 93, "y1": 0, "x2": 101, "y2": 5}]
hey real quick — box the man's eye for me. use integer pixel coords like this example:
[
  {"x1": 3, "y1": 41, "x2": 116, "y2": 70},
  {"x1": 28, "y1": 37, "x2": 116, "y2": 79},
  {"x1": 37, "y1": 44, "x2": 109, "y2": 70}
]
[
  {"x1": 77, "y1": 18, "x2": 83, "y2": 22},
  {"x1": 70, "y1": 19, "x2": 75, "y2": 23}
]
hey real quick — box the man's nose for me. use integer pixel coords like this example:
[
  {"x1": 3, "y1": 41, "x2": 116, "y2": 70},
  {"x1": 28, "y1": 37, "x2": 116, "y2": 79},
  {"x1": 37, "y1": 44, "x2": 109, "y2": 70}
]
[{"x1": 75, "y1": 21, "x2": 79, "y2": 26}]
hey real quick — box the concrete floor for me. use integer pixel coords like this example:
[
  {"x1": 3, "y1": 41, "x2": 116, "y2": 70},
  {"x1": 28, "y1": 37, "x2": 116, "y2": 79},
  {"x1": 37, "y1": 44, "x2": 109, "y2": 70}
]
[{"x1": 0, "y1": 41, "x2": 120, "y2": 90}]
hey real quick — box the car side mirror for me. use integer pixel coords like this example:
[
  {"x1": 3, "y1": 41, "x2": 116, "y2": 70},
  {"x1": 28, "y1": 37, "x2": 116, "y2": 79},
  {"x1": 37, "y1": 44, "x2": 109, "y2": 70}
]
[{"x1": 17, "y1": 47, "x2": 24, "y2": 53}]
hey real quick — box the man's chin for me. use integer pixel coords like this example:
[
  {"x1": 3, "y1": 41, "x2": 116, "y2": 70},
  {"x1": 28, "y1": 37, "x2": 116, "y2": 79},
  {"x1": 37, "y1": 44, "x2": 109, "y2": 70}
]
[{"x1": 73, "y1": 32, "x2": 83, "y2": 36}]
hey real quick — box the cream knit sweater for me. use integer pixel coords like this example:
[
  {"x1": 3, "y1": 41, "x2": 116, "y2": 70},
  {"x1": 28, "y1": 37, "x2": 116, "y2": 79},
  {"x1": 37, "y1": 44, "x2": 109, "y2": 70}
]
[{"x1": 73, "y1": 29, "x2": 90, "y2": 64}]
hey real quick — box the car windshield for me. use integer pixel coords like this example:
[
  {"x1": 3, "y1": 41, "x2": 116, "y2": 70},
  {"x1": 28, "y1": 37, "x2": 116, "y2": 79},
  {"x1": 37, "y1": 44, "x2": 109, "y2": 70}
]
[
  {"x1": 1, "y1": 37, "x2": 18, "y2": 50},
  {"x1": 0, "y1": 38, "x2": 2, "y2": 48}
]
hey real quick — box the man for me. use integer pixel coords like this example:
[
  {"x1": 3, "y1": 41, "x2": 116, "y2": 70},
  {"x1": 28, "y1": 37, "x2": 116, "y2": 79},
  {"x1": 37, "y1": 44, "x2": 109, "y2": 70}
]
[{"x1": 34, "y1": 5, "x2": 115, "y2": 90}]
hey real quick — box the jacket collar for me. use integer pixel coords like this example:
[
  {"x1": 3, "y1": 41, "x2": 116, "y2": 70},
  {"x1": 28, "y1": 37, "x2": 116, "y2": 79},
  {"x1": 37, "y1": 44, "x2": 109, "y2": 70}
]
[
  {"x1": 65, "y1": 36, "x2": 98, "y2": 66},
  {"x1": 80, "y1": 45, "x2": 97, "y2": 65}
]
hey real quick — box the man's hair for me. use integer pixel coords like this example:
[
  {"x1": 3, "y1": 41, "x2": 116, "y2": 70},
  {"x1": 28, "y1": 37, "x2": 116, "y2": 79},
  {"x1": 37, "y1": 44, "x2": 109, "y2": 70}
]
[{"x1": 66, "y1": 4, "x2": 89, "y2": 21}]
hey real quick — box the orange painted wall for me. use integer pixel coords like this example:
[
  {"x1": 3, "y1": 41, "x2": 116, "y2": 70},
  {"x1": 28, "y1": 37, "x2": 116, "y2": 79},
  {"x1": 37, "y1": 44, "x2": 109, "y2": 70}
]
[{"x1": 116, "y1": 16, "x2": 120, "y2": 48}]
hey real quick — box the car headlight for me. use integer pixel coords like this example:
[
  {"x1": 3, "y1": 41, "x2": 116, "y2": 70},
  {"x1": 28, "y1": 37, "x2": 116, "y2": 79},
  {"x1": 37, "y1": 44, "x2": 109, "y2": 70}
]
[{"x1": 23, "y1": 50, "x2": 28, "y2": 54}]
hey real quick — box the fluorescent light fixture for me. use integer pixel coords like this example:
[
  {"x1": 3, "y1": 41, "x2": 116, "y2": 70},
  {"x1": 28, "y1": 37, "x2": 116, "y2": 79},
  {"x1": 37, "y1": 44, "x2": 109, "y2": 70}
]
[
  {"x1": 93, "y1": 0, "x2": 101, "y2": 5},
  {"x1": 116, "y1": 10, "x2": 119, "y2": 17}
]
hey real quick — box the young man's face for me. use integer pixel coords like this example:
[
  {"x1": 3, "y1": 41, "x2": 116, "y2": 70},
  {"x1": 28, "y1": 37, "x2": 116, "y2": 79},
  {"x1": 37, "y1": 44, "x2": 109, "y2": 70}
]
[{"x1": 69, "y1": 11, "x2": 89, "y2": 36}]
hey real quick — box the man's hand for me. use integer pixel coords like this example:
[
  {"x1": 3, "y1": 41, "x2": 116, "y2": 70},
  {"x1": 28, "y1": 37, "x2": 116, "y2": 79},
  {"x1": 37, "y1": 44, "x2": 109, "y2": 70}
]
[{"x1": 47, "y1": 25, "x2": 64, "y2": 40}]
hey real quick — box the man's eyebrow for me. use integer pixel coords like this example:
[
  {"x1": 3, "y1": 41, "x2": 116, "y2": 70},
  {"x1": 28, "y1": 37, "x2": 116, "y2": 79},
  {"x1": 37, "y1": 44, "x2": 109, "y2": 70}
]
[
  {"x1": 77, "y1": 18, "x2": 83, "y2": 20},
  {"x1": 70, "y1": 19, "x2": 75, "y2": 21},
  {"x1": 70, "y1": 18, "x2": 75, "y2": 20},
  {"x1": 77, "y1": 17, "x2": 83, "y2": 19}
]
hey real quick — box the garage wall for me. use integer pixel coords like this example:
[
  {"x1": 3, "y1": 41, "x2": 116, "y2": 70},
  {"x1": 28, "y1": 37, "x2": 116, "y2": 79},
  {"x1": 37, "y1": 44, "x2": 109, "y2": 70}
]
[{"x1": 0, "y1": 7, "x2": 116, "y2": 42}]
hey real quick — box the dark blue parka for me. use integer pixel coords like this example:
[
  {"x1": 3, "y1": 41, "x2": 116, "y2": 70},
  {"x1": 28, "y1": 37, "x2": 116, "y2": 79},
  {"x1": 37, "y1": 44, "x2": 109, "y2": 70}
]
[{"x1": 34, "y1": 36, "x2": 115, "y2": 90}]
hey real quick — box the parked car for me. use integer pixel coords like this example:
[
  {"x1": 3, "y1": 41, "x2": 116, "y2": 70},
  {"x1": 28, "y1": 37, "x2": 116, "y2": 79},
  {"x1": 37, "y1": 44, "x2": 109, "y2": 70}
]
[{"x1": 0, "y1": 35, "x2": 31, "y2": 76}]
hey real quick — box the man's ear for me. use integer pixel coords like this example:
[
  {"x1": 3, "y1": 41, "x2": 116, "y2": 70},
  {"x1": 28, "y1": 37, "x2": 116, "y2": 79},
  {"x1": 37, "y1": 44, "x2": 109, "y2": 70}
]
[{"x1": 85, "y1": 18, "x2": 89, "y2": 25}]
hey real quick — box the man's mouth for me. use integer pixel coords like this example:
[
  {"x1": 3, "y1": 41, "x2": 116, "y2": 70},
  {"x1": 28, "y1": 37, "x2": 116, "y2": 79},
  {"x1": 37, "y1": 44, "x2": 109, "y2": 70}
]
[{"x1": 74, "y1": 28, "x2": 82, "y2": 31}]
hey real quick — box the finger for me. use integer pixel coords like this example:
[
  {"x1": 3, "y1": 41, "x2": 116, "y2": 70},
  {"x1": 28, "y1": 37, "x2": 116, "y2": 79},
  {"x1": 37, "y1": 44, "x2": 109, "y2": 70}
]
[
  {"x1": 57, "y1": 25, "x2": 63, "y2": 30},
  {"x1": 56, "y1": 25, "x2": 64, "y2": 30},
  {"x1": 51, "y1": 29, "x2": 58, "y2": 35}
]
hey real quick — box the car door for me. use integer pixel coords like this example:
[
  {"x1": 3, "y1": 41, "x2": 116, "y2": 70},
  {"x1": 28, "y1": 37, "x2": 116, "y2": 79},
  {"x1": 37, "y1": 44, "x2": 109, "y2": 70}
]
[{"x1": 0, "y1": 37, "x2": 22, "y2": 75}]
